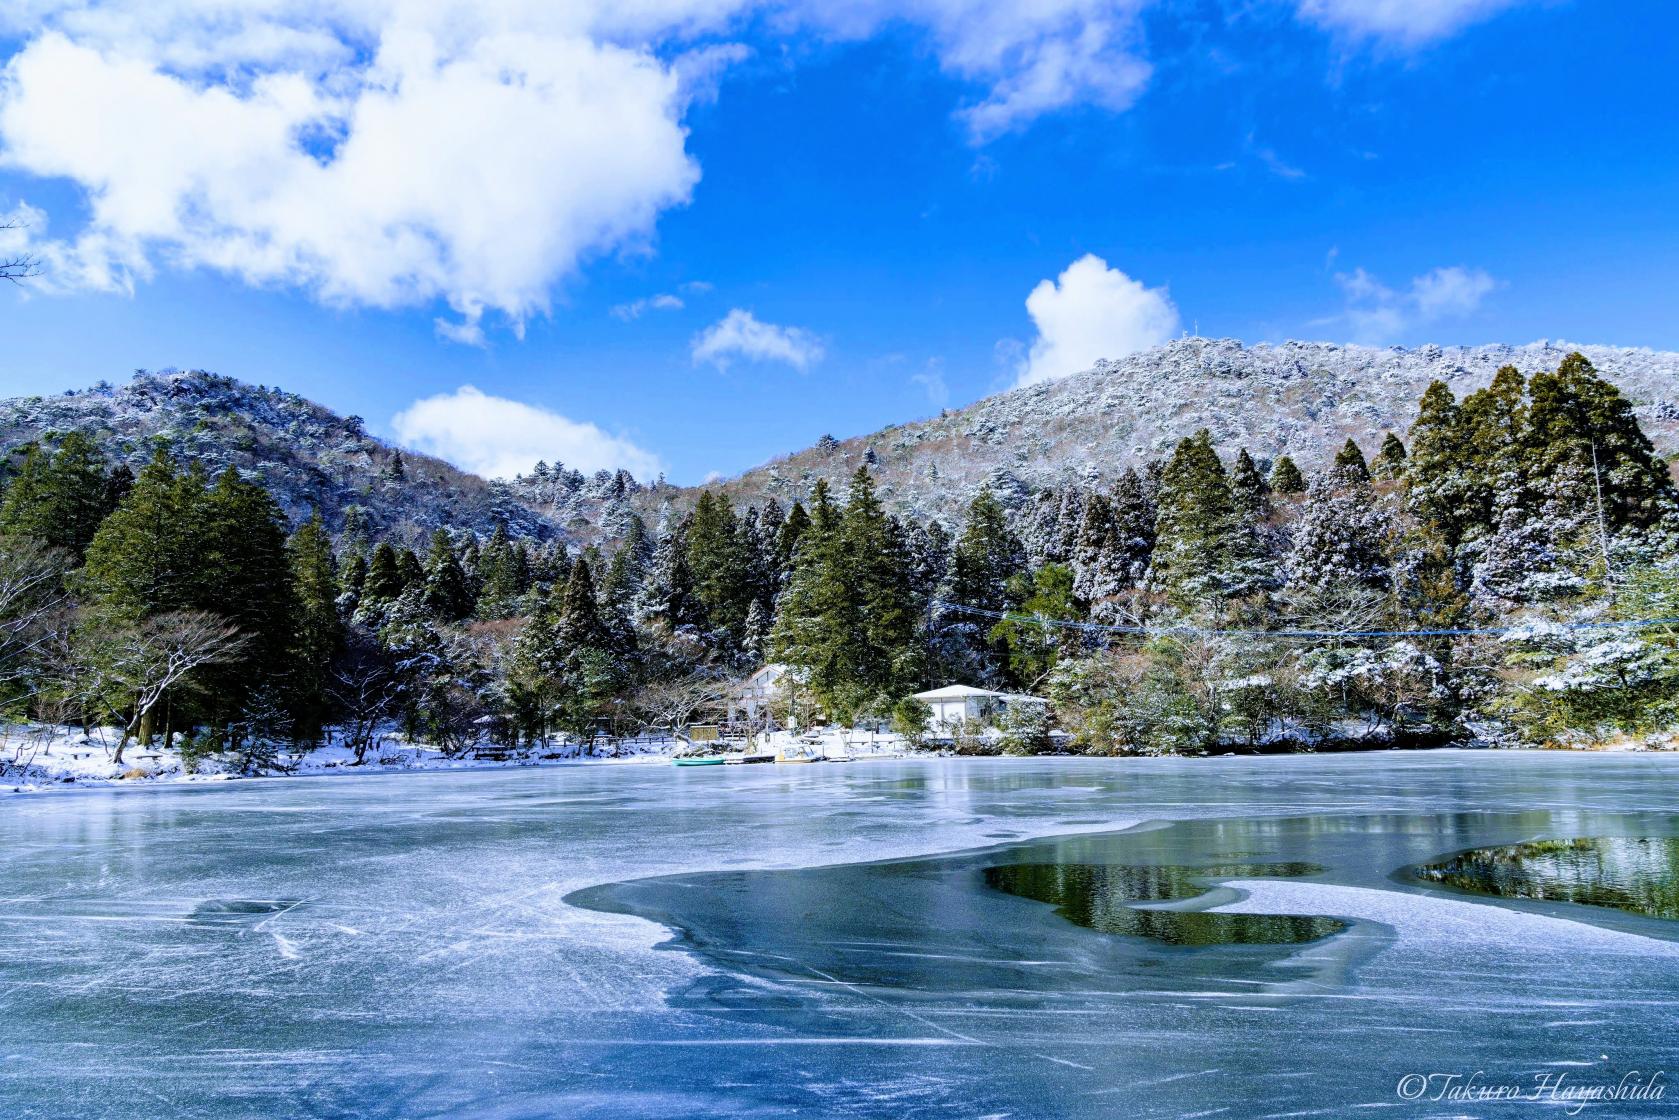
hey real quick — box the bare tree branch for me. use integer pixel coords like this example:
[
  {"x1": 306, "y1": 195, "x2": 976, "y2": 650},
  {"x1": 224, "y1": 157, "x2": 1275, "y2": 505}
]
[
  {"x1": 0, "y1": 538, "x2": 69, "y2": 687},
  {"x1": 0, "y1": 222, "x2": 39, "y2": 285},
  {"x1": 101, "y1": 611, "x2": 248, "y2": 761}
]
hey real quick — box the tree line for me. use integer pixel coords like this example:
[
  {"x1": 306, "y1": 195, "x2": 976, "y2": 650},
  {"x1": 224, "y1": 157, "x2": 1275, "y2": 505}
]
[{"x1": 0, "y1": 352, "x2": 1674, "y2": 765}]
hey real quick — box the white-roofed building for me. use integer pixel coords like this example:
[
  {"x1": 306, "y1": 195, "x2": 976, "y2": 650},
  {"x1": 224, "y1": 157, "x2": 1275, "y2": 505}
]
[{"x1": 911, "y1": 684, "x2": 1047, "y2": 731}]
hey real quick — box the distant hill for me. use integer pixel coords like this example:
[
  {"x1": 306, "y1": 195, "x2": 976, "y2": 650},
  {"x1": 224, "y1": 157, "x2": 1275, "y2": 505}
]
[
  {"x1": 8, "y1": 341, "x2": 1675, "y2": 546},
  {"x1": 0, "y1": 370, "x2": 562, "y2": 542},
  {"x1": 677, "y1": 339, "x2": 1679, "y2": 523}
]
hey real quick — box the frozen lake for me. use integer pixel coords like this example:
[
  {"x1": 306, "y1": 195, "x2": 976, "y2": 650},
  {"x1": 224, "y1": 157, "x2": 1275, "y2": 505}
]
[{"x1": 3, "y1": 751, "x2": 1677, "y2": 1118}]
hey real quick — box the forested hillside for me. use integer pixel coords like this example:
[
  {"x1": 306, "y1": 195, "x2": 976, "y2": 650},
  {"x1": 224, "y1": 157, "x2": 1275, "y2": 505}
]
[
  {"x1": 0, "y1": 369, "x2": 560, "y2": 542},
  {"x1": 675, "y1": 339, "x2": 1679, "y2": 525},
  {"x1": 1, "y1": 352, "x2": 1675, "y2": 766}
]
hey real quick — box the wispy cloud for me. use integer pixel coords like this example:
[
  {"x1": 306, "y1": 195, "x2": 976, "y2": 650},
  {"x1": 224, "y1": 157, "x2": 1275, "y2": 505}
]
[
  {"x1": 1297, "y1": 0, "x2": 1526, "y2": 46},
  {"x1": 1325, "y1": 264, "x2": 1499, "y2": 342},
  {"x1": 911, "y1": 359, "x2": 950, "y2": 408},
  {"x1": 692, "y1": 309, "x2": 824, "y2": 371},
  {"x1": 611, "y1": 292, "x2": 685, "y2": 321}
]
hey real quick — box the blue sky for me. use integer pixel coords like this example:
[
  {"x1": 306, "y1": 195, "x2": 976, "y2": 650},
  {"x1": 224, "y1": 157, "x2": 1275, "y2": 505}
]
[{"x1": 0, "y1": 1, "x2": 1675, "y2": 484}]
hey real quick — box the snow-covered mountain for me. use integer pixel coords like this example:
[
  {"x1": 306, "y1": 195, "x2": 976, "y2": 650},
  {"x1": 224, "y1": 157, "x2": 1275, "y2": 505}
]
[
  {"x1": 686, "y1": 339, "x2": 1679, "y2": 523},
  {"x1": 0, "y1": 369, "x2": 562, "y2": 542},
  {"x1": 5, "y1": 341, "x2": 1675, "y2": 543}
]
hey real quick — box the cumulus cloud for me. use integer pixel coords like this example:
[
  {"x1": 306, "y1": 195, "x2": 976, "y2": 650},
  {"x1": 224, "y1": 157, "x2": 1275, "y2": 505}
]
[
  {"x1": 391, "y1": 385, "x2": 663, "y2": 480},
  {"x1": 1331, "y1": 264, "x2": 1498, "y2": 342},
  {"x1": 0, "y1": 18, "x2": 705, "y2": 330},
  {"x1": 611, "y1": 292, "x2": 685, "y2": 320},
  {"x1": 1014, "y1": 254, "x2": 1179, "y2": 387},
  {"x1": 692, "y1": 308, "x2": 824, "y2": 370},
  {"x1": 0, "y1": 2, "x2": 1169, "y2": 325},
  {"x1": 1297, "y1": 0, "x2": 1524, "y2": 46}
]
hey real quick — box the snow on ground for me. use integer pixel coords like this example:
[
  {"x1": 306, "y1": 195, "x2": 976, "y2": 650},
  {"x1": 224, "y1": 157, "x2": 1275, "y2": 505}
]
[
  {"x1": 0, "y1": 724, "x2": 670, "y2": 794},
  {"x1": 0, "y1": 723, "x2": 920, "y2": 794}
]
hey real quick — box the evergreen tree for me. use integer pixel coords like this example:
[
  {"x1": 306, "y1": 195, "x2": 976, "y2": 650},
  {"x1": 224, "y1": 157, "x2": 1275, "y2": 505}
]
[
  {"x1": 935, "y1": 488, "x2": 1027, "y2": 683},
  {"x1": 507, "y1": 590, "x2": 563, "y2": 743},
  {"x1": 475, "y1": 523, "x2": 520, "y2": 618},
  {"x1": 554, "y1": 557, "x2": 613, "y2": 653},
  {"x1": 1524, "y1": 352, "x2": 1675, "y2": 531},
  {"x1": 0, "y1": 432, "x2": 109, "y2": 558},
  {"x1": 746, "y1": 499, "x2": 784, "y2": 608},
  {"x1": 421, "y1": 529, "x2": 472, "y2": 621},
  {"x1": 364, "y1": 542, "x2": 404, "y2": 602},
  {"x1": 397, "y1": 547, "x2": 425, "y2": 592},
  {"x1": 773, "y1": 468, "x2": 922, "y2": 720},
  {"x1": 81, "y1": 449, "x2": 210, "y2": 623},
  {"x1": 199, "y1": 468, "x2": 299, "y2": 726},
  {"x1": 1152, "y1": 431, "x2": 1261, "y2": 606},
  {"x1": 1285, "y1": 476, "x2": 1392, "y2": 595},
  {"x1": 339, "y1": 551, "x2": 368, "y2": 608},
  {"x1": 1071, "y1": 492, "x2": 1125, "y2": 610},
  {"x1": 545, "y1": 558, "x2": 624, "y2": 741},
  {"x1": 599, "y1": 515, "x2": 653, "y2": 626},
  {"x1": 1230, "y1": 448, "x2": 1270, "y2": 520},
  {"x1": 1332, "y1": 438, "x2": 1371, "y2": 485},
  {"x1": 288, "y1": 511, "x2": 342, "y2": 740},
  {"x1": 1371, "y1": 433, "x2": 1408, "y2": 480},
  {"x1": 949, "y1": 489, "x2": 1026, "y2": 613},
  {"x1": 640, "y1": 519, "x2": 702, "y2": 630},
  {"x1": 991, "y1": 563, "x2": 1084, "y2": 686},
  {"x1": 101, "y1": 463, "x2": 135, "y2": 519},
  {"x1": 904, "y1": 519, "x2": 952, "y2": 607},
  {"x1": 0, "y1": 445, "x2": 49, "y2": 543},
  {"x1": 743, "y1": 598, "x2": 772, "y2": 663},
  {"x1": 1269, "y1": 454, "x2": 1306, "y2": 495},
  {"x1": 776, "y1": 500, "x2": 811, "y2": 585},
  {"x1": 686, "y1": 490, "x2": 750, "y2": 640},
  {"x1": 1110, "y1": 468, "x2": 1158, "y2": 586},
  {"x1": 1406, "y1": 380, "x2": 1476, "y2": 549}
]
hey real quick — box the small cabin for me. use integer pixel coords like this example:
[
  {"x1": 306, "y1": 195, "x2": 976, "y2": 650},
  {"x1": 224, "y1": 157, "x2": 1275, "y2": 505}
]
[
  {"x1": 912, "y1": 685, "x2": 1047, "y2": 731},
  {"x1": 731, "y1": 663, "x2": 794, "y2": 724}
]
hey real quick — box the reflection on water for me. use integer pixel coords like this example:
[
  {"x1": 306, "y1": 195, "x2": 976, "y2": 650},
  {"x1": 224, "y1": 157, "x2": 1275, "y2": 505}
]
[
  {"x1": 1416, "y1": 836, "x2": 1679, "y2": 919},
  {"x1": 985, "y1": 860, "x2": 1347, "y2": 945}
]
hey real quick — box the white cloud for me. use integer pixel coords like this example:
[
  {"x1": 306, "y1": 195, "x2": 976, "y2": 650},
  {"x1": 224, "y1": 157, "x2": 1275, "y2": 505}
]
[
  {"x1": 0, "y1": 3, "x2": 1166, "y2": 324},
  {"x1": 804, "y1": 0, "x2": 1154, "y2": 141},
  {"x1": 611, "y1": 292, "x2": 685, "y2": 320},
  {"x1": 391, "y1": 385, "x2": 663, "y2": 480},
  {"x1": 1014, "y1": 254, "x2": 1179, "y2": 388},
  {"x1": 1332, "y1": 264, "x2": 1498, "y2": 342},
  {"x1": 911, "y1": 360, "x2": 950, "y2": 407},
  {"x1": 0, "y1": 8, "x2": 708, "y2": 327},
  {"x1": 433, "y1": 315, "x2": 487, "y2": 347},
  {"x1": 1297, "y1": 0, "x2": 1524, "y2": 46},
  {"x1": 692, "y1": 308, "x2": 824, "y2": 370}
]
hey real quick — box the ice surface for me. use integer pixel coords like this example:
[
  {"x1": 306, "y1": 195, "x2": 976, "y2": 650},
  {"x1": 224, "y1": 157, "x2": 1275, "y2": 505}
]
[{"x1": 3, "y1": 750, "x2": 1678, "y2": 1118}]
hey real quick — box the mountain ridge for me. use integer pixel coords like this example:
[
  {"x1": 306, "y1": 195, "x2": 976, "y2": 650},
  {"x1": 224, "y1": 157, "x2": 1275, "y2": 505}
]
[
  {"x1": 3, "y1": 339, "x2": 1676, "y2": 542},
  {"x1": 0, "y1": 369, "x2": 563, "y2": 542},
  {"x1": 665, "y1": 337, "x2": 1679, "y2": 524}
]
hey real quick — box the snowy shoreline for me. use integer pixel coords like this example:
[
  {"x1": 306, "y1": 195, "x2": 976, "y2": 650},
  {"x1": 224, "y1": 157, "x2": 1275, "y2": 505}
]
[
  {"x1": 6, "y1": 723, "x2": 1672, "y2": 797},
  {"x1": 0, "y1": 724, "x2": 920, "y2": 795}
]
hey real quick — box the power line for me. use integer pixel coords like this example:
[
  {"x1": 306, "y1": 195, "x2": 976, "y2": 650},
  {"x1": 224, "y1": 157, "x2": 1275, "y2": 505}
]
[{"x1": 932, "y1": 600, "x2": 1679, "y2": 641}]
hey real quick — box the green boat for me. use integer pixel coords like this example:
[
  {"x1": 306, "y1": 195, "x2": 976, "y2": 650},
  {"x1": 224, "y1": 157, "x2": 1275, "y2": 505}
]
[{"x1": 672, "y1": 756, "x2": 727, "y2": 767}]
